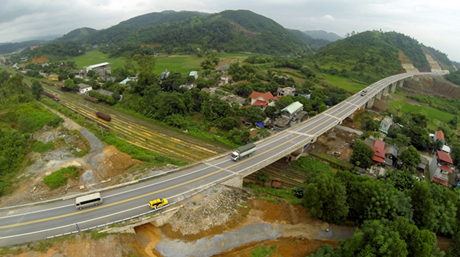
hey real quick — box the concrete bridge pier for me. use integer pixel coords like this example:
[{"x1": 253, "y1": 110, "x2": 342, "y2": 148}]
[
  {"x1": 366, "y1": 97, "x2": 375, "y2": 108},
  {"x1": 398, "y1": 80, "x2": 404, "y2": 88},
  {"x1": 391, "y1": 82, "x2": 397, "y2": 93},
  {"x1": 376, "y1": 90, "x2": 383, "y2": 100},
  {"x1": 289, "y1": 140, "x2": 315, "y2": 161},
  {"x1": 383, "y1": 85, "x2": 389, "y2": 96}
]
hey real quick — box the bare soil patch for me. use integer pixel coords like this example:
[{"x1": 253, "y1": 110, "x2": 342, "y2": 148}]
[
  {"x1": 311, "y1": 128, "x2": 358, "y2": 160},
  {"x1": 24, "y1": 56, "x2": 50, "y2": 65},
  {"x1": 216, "y1": 237, "x2": 339, "y2": 257}
]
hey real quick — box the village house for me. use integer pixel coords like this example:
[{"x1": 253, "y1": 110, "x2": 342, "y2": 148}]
[
  {"x1": 281, "y1": 101, "x2": 303, "y2": 119},
  {"x1": 430, "y1": 130, "x2": 451, "y2": 153},
  {"x1": 98, "y1": 89, "x2": 113, "y2": 97},
  {"x1": 48, "y1": 74, "x2": 59, "y2": 81},
  {"x1": 273, "y1": 101, "x2": 304, "y2": 131},
  {"x1": 429, "y1": 150, "x2": 454, "y2": 186},
  {"x1": 217, "y1": 76, "x2": 229, "y2": 86},
  {"x1": 277, "y1": 87, "x2": 295, "y2": 97},
  {"x1": 247, "y1": 91, "x2": 276, "y2": 109},
  {"x1": 379, "y1": 115, "x2": 393, "y2": 134},
  {"x1": 220, "y1": 95, "x2": 245, "y2": 106},
  {"x1": 77, "y1": 83, "x2": 93, "y2": 94},
  {"x1": 365, "y1": 138, "x2": 406, "y2": 167},
  {"x1": 371, "y1": 139, "x2": 386, "y2": 164}
]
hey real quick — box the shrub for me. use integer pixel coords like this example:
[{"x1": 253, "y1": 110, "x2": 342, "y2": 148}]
[
  {"x1": 30, "y1": 141, "x2": 55, "y2": 153},
  {"x1": 43, "y1": 166, "x2": 79, "y2": 190}
]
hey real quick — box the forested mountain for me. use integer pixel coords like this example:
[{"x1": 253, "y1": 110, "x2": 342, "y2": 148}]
[
  {"x1": 304, "y1": 30, "x2": 342, "y2": 42},
  {"x1": 313, "y1": 31, "x2": 403, "y2": 83},
  {"x1": 380, "y1": 32, "x2": 429, "y2": 70},
  {"x1": 290, "y1": 30, "x2": 331, "y2": 50},
  {"x1": 55, "y1": 10, "x2": 312, "y2": 55},
  {"x1": 57, "y1": 27, "x2": 97, "y2": 43},
  {"x1": 0, "y1": 40, "x2": 45, "y2": 55},
  {"x1": 312, "y1": 30, "x2": 453, "y2": 83}
]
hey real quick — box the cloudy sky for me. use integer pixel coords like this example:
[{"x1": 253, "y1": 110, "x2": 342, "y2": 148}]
[{"x1": 1, "y1": 0, "x2": 459, "y2": 61}]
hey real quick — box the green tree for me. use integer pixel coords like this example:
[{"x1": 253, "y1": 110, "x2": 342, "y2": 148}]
[
  {"x1": 389, "y1": 217, "x2": 436, "y2": 257},
  {"x1": 307, "y1": 244, "x2": 337, "y2": 257},
  {"x1": 256, "y1": 172, "x2": 270, "y2": 187},
  {"x1": 361, "y1": 116, "x2": 379, "y2": 131},
  {"x1": 218, "y1": 117, "x2": 239, "y2": 131},
  {"x1": 429, "y1": 183, "x2": 458, "y2": 235},
  {"x1": 399, "y1": 145, "x2": 421, "y2": 169},
  {"x1": 401, "y1": 124, "x2": 430, "y2": 150},
  {"x1": 86, "y1": 70, "x2": 95, "y2": 78},
  {"x1": 318, "y1": 103, "x2": 328, "y2": 113},
  {"x1": 340, "y1": 219, "x2": 408, "y2": 257},
  {"x1": 410, "y1": 181, "x2": 437, "y2": 231},
  {"x1": 450, "y1": 142, "x2": 460, "y2": 166},
  {"x1": 448, "y1": 231, "x2": 460, "y2": 257},
  {"x1": 243, "y1": 105, "x2": 266, "y2": 124},
  {"x1": 134, "y1": 54, "x2": 156, "y2": 94},
  {"x1": 351, "y1": 139, "x2": 374, "y2": 168},
  {"x1": 303, "y1": 173, "x2": 349, "y2": 223},
  {"x1": 31, "y1": 80, "x2": 43, "y2": 100},
  {"x1": 448, "y1": 116, "x2": 458, "y2": 129},
  {"x1": 64, "y1": 79, "x2": 77, "y2": 91},
  {"x1": 380, "y1": 169, "x2": 416, "y2": 191},
  {"x1": 264, "y1": 105, "x2": 277, "y2": 118},
  {"x1": 364, "y1": 183, "x2": 400, "y2": 221}
]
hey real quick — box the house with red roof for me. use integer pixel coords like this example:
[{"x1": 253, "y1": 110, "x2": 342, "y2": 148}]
[
  {"x1": 371, "y1": 140, "x2": 386, "y2": 164},
  {"x1": 429, "y1": 150, "x2": 454, "y2": 186},
  {"x1": 246, "y1": 91, "x2": 277, "y2": 109}
]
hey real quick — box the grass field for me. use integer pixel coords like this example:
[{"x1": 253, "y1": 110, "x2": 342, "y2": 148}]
[
  {"x1": 390, "y1": 99, "x2": 454, "y2": 129},
  {"x1": 322, "y1": 74, "x2": 367, "y2": 93},
  {"x1": 68, "y1": 51, "x2": 127, "y2": 70},
  {"x1": 68, "y1": 51, "x2": 251, "y2": 75}
]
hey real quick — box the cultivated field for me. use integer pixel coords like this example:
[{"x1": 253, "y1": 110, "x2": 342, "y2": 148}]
[{"x1": 68, "y1": 51, "x2": 251, "y2": 75}]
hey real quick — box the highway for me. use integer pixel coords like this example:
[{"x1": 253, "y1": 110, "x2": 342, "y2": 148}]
[{"x1": 0, "y1": 71, "x2": 445, "y2": 247}]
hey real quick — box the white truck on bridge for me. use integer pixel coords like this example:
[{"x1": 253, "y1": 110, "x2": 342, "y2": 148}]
[{"x1": 231, "y1": 143, "x2": 256, "y2": 161}]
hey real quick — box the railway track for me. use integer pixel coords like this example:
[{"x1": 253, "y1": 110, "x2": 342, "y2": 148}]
[{"x1": 42, "y1": 85, "x2": 221, "y2": 162}]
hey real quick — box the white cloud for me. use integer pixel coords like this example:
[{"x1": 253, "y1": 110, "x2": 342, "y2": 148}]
[
  {"x1": 322, "y1": 15, "x2": 334, "y2": 21},
  {"x1": 0, "y1": 0, "x2": 458, "y2": 61}
]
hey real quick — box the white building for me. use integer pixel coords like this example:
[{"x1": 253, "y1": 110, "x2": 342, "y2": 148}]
[
  {"x1": 189, "y1": 71, "x2": 198, "y2": 80},
  {"x1": 78, "y1": 83, "x2": 93, "y2": 94},
  {"x1": 85, "y1": 62, "x2": 111, "y2": 77}
]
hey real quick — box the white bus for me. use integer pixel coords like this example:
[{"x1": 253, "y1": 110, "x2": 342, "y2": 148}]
[{"x1": 75, "y1": 192, "x2": 103, "y2": 209}]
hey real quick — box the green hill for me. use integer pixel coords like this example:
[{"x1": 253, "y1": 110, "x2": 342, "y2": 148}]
[
  {"x1": 312, "y1": 30, "x2": 454, "y2": 83},
  {"x1": 304, "y1": 30, "x2": 342, "y2": 42},
  {"x1": 0, "y1": 40, "x2": 46, "y2": 55},
  {"x1": 58, "y1": 27, "x2": 97, "y2": 43},
  {"x1": 290, "y1": 30, "x2": 331, "y2": 50},
  {"x1": 380, "y1": 32, "x2": 428, "y2": 70},
  {"x1": 313, "y1": 31, "x2": 403, "y2": 83},
  {"x1": 56, "y1": 10, "x2": 312, "y2": 55}
]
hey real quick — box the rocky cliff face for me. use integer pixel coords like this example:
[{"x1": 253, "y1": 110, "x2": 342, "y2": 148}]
[{"x1": 403, "y1": 76, "x2": 460, "y2": 99}]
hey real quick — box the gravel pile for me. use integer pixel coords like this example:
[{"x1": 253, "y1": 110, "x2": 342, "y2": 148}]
[{"x1": 167, "y1": 185, "x2": 251, "y2": 235}]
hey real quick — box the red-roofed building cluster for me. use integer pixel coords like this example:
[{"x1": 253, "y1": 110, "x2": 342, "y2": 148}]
[{"x1": 430, "y1": 150, "x2": 454, "y2": 187}]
